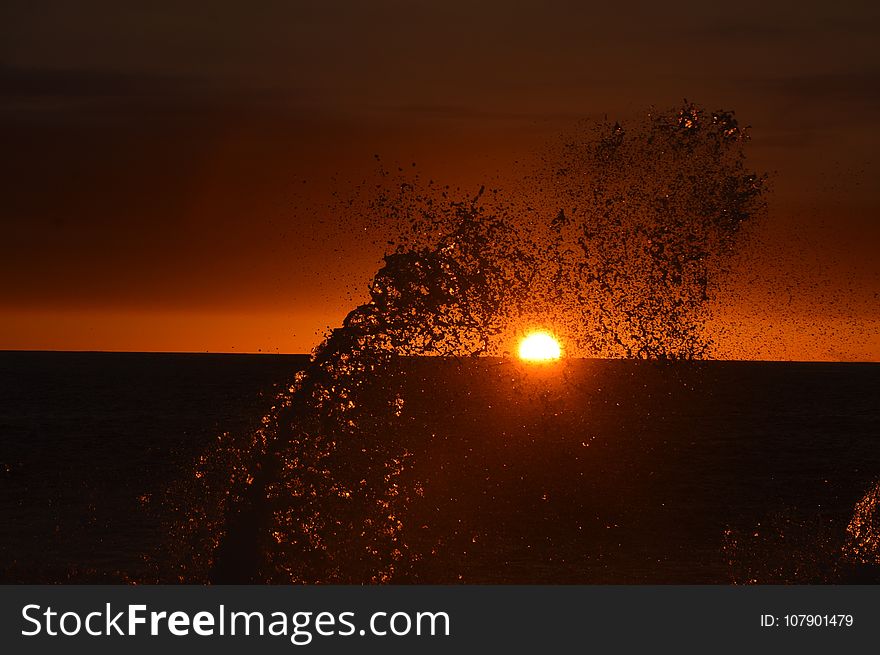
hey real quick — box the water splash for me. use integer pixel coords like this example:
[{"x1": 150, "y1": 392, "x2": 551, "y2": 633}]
[
  {"x1": 844, "y1": 480, "x2": 880, "y2": 566},
  {"x1": 533, "y1": 105, "x2": 767, "y2": 358},
  {"x1": 180, "y1": 103, "x2": 773, "y2": 583},
  {"x1": 337, "y1": 103, "x2": 768, "y2": 359}
]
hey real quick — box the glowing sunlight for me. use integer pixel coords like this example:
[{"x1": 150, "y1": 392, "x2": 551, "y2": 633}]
[{"x1": 518, "y1": 331, "x2": 562, "y2": 362}]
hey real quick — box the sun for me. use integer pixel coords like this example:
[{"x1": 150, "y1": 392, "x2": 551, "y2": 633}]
[{"x1": 518, "y1": 331, "x2": 562, "y2": 362}]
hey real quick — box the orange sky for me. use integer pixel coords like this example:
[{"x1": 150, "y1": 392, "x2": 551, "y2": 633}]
[{"x1": 1, "y1": 1, "x2": 878, "y2": 359}]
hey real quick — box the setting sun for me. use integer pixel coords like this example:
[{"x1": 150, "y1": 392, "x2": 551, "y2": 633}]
[{"x1": 518, "y1": 331, "x2": 562, "y2": 362}]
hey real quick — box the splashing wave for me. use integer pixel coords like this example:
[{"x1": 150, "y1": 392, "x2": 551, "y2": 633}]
[{"x1": 177, "y1": 103, "x2": 774, "y2": 583}]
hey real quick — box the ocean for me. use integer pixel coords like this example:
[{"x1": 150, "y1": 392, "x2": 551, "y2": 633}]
[{"x1": 1, "y1": 351, "x2": 878, "y2": 584}]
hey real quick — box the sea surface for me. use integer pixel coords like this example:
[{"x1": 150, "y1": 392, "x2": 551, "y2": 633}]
[{"x1": 1, "y1": 351, "x2": 878, "y2": 584}]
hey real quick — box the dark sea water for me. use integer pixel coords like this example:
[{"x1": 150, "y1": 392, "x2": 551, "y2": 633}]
[
  {"x1": 1, "y1": 352, "x2": 878, "y2": 584},
  {"x1": 0, "y1": 352, "x2": 306, "y2": 583}
]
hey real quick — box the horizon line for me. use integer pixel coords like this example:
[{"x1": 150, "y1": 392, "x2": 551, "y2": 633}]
[{"x1": 1, "y1": 349, "x2": 877, "y2": 365}]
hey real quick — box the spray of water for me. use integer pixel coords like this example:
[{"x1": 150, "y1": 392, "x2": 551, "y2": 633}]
[
  {"x1": 171, "y1": 103, "x2": 778, "y2": 583},
  {"x1": 844, "y1": 481, "x2": 880, "y2": 566}
]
